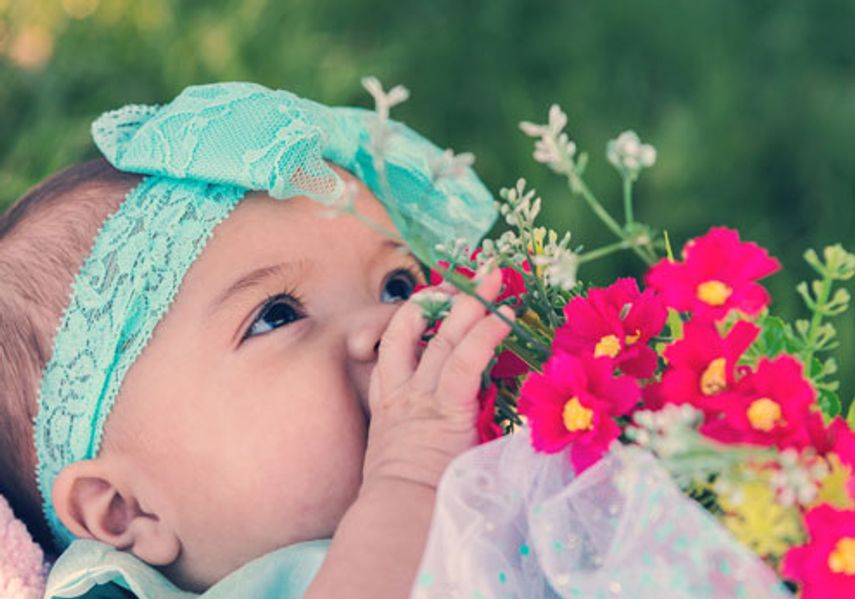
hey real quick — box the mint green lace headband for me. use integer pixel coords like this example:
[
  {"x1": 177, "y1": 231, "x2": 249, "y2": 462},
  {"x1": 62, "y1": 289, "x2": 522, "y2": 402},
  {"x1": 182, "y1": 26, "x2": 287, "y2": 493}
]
[{"x1": 34, "y1": 82, "x2": 497, "y2": 549}]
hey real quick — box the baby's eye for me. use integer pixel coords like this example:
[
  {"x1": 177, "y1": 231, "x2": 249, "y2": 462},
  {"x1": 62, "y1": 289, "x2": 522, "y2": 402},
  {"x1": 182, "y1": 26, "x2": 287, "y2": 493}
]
[
  {"x1": 380, "y1": 267, "x2": 420, "y2": 303},
  {"x1": 243, "y1": 293, "x2": 305, "y2": 340}
]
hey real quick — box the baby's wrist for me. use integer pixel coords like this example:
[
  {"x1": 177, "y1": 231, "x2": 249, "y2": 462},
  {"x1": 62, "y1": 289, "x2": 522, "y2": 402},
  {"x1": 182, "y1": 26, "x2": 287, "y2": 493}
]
[{"x1": 359, "y1": 467, "x2": 443, "y2": 501}]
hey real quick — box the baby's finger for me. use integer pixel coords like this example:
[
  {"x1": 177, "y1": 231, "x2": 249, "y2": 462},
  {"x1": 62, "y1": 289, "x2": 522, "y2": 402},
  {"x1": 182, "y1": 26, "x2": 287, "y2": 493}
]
[
  {"x1": 435, "y1": 305, "x2": 515, "y2": 412},
  {"x1": 412, "y1": 267, "x2": 504, "y2": 389},
  {"x1": 375, "y1": 299, "x2": 428, "y2": 392}
]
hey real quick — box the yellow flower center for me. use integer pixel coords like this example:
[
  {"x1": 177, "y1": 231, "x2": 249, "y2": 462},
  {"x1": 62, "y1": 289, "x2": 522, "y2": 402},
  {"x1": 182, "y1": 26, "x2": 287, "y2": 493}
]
[
  {"x1": 527, "y1": 227, "x2": 547, "y2": 277},
  {"x1": 829, "y1": 537, "x2": 855, "y2": 575},
  {"x1": 594, "y1": 334, "x2": 621, "y2": 358},
  {"x1": 563, "y1": 397, "x2": 594, "y2": 432},
  {"x1": 700, "y1": 357, "x2": 727, "y2": 396},
  {"x1": 697, "y1": 280, "x2": 733, "y2": 306},
  {"x1": 625, "y1": 329, "x2": 642, "y2": 345},
  {"x1": 746, "y1": 398, "x2": 783, "y2": 432}
]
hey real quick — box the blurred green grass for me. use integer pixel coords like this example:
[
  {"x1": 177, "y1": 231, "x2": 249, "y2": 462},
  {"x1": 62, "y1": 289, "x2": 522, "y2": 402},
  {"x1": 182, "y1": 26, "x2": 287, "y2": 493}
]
[{"x1": 1, "y1": 0, "x2": 853, "y2": 402}]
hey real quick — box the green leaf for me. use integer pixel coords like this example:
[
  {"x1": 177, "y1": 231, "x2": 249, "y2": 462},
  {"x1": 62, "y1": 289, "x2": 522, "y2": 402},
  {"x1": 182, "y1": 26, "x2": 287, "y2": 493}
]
[
  {"x1": 759, "y1": 316, "x2": 788, "y2": 357},
  {"x1": 848, "y1": 401, "x2": 855, "y2": 429},
  {"x1": 818, "y1": 388, "x2": 842, "y2": 419},
  {"x1": 751, "y1": 315, "x2": 799, "y2": 358},
  {"x1": 666, "y1": 308, "x2": 684, "y2": 342}
]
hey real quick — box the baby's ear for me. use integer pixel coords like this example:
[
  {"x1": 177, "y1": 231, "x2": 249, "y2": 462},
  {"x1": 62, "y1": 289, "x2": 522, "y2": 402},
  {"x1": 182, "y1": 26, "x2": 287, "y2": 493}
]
[{"x1": 53, "y1": 459, "x2": 180, "y2": 566}]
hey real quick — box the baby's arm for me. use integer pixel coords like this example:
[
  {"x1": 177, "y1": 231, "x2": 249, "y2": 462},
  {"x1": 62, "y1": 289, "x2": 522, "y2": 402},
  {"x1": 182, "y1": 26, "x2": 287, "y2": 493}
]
[{"x1": 304, "y1": 267, "x2": 514, "y2": 599}]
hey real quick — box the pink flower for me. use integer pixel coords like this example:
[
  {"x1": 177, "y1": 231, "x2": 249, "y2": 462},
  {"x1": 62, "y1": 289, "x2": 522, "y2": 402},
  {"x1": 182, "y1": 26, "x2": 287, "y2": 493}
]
[
  {"x1": 782, "y1": 505, "x2": 855, "y2": 599},
  {"x1": 656, "y1": 320, "x2": 759, "y2": 414},
  {"x1": 700, "y1": 355, "x2": 817, "y2": 449},
  {"x1": 553, "y1": 278, "x2": 666, "y2": 378},
  {"x1": 645, "y1": 227, "x2": 781, "y2": 323},
  {"x1": 518, "y1": 352, "x2": 640, "y2": 473}
]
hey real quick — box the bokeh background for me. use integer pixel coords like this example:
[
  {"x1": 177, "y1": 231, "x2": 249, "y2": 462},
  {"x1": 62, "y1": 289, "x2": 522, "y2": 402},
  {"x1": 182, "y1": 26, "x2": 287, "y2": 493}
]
[{"x1": 1, "y1": 0, "x2": 853, "y2": 401}]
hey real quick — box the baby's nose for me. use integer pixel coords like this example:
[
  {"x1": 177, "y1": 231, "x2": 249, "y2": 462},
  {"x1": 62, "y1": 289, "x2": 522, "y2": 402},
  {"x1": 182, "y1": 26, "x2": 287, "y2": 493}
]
[{"x1": 346, "y1": 305, "x2": 396, "y2": 364}]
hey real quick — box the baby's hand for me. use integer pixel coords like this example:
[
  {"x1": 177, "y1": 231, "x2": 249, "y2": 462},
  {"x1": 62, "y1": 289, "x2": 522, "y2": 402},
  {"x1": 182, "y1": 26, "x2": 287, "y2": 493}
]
[{"x1": 361, "y1": 266, "x2": 515, "y2": 493}]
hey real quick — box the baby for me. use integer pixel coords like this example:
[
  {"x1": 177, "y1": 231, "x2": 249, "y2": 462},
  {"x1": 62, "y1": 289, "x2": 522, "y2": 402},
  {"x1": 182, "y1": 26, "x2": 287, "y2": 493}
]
[{"x1": 0, "y1": 82, "x2": 514, "y2": 598}]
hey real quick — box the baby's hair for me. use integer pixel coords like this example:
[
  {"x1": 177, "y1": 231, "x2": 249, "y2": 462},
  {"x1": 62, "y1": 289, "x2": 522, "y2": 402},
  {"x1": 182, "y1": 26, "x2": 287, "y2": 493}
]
[{"x1": 0, "y1": 158, "x2": 140, "y2": 552}]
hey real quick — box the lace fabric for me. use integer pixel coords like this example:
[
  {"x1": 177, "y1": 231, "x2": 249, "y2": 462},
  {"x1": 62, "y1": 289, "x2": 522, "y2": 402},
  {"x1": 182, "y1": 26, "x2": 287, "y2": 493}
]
[
  {"x1": 35, "y1": 178, "x2": 245, "y2": 549},
  {"x1": 35, "y1": 82, "x2": 498, "y2": 548},
  {"x1": 415, "y1": 430, "x2": 793, "y2": 598}
]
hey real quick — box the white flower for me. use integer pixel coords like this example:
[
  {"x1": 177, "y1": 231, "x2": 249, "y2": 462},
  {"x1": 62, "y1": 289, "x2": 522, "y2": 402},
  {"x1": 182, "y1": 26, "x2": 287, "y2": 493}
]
[
  {"x1": 361, "y1": 76, "x2": 410, "y2": 122},
  {"x1": 411, "y1": 289, "x2": 453, "y2": 321},
  {"x1": 607, "y1": 130, "x2": 657, "y2": 180},
  {"x1": 534, "y1": 247, "x2": 578, "y2": 291},
  {"x1": 519, "y1": 104, "x2": 576, "y2": 175},
  {"x1": 498, "y1": 178, "x2": 542, "y2": 228},
  {"x1": 434, "y1": 237, "x2": 473, "y2": 265},
  {"x1": 362, "y1": 76, "x2": 410, "y2": 166},
  {"x1": 429, "y1": 148, "x2": 476, "y2": 182},
  {"x1": 769, "y1": 449, "x2": 829, "y2": 507},
  {"x1": 520, "y1": 104, "x2": 567, "y2": 138},
  {"x1": 627, "y1": 405, "x2": 703, "y2": 458}
]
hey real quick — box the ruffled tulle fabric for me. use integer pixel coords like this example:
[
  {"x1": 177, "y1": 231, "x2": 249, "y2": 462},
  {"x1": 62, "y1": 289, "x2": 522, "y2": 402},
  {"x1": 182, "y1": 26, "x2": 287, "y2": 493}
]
[{"x1": 415, "y1": 430, "x2": 793, "y2": 598}]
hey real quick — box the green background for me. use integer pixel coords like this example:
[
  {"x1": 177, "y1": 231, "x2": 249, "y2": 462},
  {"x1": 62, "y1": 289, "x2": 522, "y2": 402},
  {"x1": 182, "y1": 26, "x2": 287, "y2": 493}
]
[{"x1": 1, "y1": 0, "x2": 853, "y2": 401}]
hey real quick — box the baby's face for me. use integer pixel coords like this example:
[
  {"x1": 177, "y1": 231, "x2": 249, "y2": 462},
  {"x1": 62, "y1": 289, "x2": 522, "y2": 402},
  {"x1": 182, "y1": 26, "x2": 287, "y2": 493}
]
[{"x1": 100, "y1": 169, "x2": 423, "y2": 587}]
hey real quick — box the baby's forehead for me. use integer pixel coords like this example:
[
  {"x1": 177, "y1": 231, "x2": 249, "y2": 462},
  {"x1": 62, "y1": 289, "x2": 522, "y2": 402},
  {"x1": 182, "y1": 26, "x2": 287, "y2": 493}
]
[
  {"x1": 223, "y1": 179, "x2": 394, "y2": 245},
  {"x1": 181, "y1": 181, "x2": 404, "y2": 292}
]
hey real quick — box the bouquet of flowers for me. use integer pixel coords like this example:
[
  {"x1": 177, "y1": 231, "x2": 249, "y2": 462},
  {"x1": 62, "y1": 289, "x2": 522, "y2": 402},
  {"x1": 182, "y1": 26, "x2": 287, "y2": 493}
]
[{"x1": 361, "y1": 78, "x2": 855, "y2": 598}]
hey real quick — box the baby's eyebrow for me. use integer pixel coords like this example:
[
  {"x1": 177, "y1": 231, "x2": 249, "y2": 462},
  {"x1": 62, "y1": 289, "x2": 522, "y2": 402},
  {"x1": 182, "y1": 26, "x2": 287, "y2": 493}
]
[
  {"x1": 209, "y1": 240, "x2": 415, "y2": 316},
  {"x1": 209, "y1": 259, "x2": 311, "y2": 316}
]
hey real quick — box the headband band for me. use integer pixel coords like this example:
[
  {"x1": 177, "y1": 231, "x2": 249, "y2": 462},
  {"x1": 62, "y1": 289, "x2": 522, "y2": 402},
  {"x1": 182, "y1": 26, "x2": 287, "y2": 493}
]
[{"x1": 34, "y1": 82, "x2": 497, "y2": 548}]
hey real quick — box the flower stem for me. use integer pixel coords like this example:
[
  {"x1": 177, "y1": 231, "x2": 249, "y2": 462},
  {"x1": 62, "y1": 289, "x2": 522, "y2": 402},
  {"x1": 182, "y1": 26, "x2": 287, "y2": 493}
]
[
  {"x1": 623, "y1": 176, "x2": 634, "y2": 226},
  {"x1": 564, "y1": 170, "x2": 654, "y2": 266},
  {"x1": 439, "y1": 267, "x2": 552, "y2": 358},
  {"x1": 803, "y1": 272, "x2": 833, "y2": 368},
  {"x1": 577, "y1": 239, "x2": 633, "y2": 264},
  {"x1": 519, "y1": 228, "x2": 560, "y2": 329}
]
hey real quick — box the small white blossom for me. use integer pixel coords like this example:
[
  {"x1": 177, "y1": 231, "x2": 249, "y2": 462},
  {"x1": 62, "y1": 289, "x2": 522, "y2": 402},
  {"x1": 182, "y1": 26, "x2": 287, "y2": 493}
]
[
  {"x1": 434, "y1": 237, "x2": 474, "y2": 266},
  {"x1": 361, "y1": 76, "x2": 410, "y2": 122},
  {"x1": 519, "y1": 104, "x2": 567, "y2": 138},
  {"x1": 411, "y1": 289, "x2": 453, "y2": 321},
  {"x1": 533, "y1": 247, "x2": 578, "y2": 291},
  {"x1": 498, "y1": 178, "x2": 542, "y2": 228},
  {"x1": 627, "y1": 404, "x2": 702, "y2": 459},
  {"x1": 495, "y1": 230, "x2": 523, "y2": 257},
  {"x1": 519, "y1": 105, "x2": 577, "y2": 175},
  {"x1": 429, "y1": 148, "x2": 476, "y2": 182},
  {"x1": 362, "y1": 76, "x2": 410, "y2": 166},
  {"x1": 769, "y1": 449, "x2": 829, "y2": 507},
  {"x1": 607, "y1": 130, "x2": 657, "y2": 180}
]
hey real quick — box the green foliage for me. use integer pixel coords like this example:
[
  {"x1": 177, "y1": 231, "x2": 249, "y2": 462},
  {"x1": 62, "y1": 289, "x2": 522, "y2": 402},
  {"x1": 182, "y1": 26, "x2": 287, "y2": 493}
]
[{"x1": 742, "y1": 245, "x2": 854, "y2": 419}]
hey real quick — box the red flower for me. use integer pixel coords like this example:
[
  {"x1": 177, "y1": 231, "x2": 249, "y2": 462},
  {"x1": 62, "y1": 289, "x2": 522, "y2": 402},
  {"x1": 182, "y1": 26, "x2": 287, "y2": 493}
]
[
  {"x1": 656, "y1": 320, "x2": 759, "y2": 414},
  {"x1": 426, "y1": 251, "x2": 528, "y2": 309},
  {"x1": 518, "y1": 352, "x2": 640, "y2": 473},
  {"x1": 491, "y1": 350, "x2": 530, "y2": 379},
  {"x1": 699, "y1": 355, "x2": 817, "y2": 449},
  {"x1": 782, "y1": 505, "x2": 855, "y2": 599},
  {"x1": 476, "y1": 384, "x2": 503, "y2": 443},
  {"x1": 421, "y1": 251, "x2": 530, "y2": 380},
  {"x1": 553, "y1": 278, "x2": 666, "y2": 378},
  {"x1": 645, "y1": 227, "x2": 781, "y2": 323}
]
